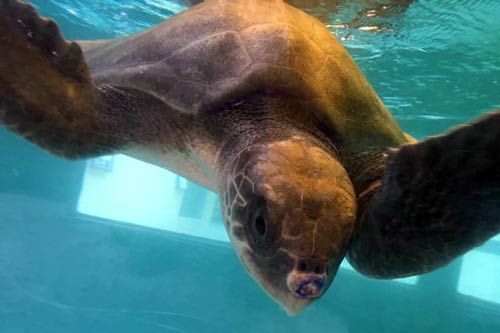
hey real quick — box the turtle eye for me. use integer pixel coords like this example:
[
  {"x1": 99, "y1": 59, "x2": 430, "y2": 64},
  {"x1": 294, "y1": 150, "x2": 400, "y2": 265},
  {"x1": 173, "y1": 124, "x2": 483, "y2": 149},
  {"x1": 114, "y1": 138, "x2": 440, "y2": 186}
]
[
  {"x1": 248, "y1": 205, "x2": 279, "y2": 256},
  {"x1": 254, "y1": 214, "x2": 267, "y2": 238}
]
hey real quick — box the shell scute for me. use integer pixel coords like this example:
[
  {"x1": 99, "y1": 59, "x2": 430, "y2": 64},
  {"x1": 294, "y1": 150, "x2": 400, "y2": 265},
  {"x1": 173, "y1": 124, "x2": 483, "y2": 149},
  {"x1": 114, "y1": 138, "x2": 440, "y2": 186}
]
[
  {"x1": 85, "y1": 0, "x2": 407, "y2": 150},
  {"x1": 167, "y1": 31, "x2": 252, "y2": 85}
]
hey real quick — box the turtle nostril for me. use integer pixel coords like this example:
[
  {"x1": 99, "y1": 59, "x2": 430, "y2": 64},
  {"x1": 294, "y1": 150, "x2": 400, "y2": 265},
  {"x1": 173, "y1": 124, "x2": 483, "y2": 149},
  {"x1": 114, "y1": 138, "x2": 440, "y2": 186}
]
[
  {"x1": 297, "y1": 260, "x2": 325, "y2": 274},
  {"x1": 299, "y1": 261, "x2": 308, "y2": 272}
]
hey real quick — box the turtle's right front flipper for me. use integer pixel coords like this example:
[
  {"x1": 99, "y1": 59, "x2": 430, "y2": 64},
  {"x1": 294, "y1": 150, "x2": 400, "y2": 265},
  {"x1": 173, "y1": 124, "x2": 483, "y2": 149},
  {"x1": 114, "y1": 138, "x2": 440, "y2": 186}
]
[
  {"x1": 348, "y1": 110, "x2": 500, "y2": 278},
  {"x1": 0, "y1": 0, "x2": 172, "y2": 159}
]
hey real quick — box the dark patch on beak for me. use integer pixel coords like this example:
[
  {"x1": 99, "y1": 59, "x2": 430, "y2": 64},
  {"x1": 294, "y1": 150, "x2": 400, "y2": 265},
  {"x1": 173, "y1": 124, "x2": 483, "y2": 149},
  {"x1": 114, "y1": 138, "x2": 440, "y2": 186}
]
[
  {"x1": 294, "y1": 277, "x2": 325, "y2": 298},
  {"x1": 287, "y1": 271, "x2": 326, "y2": 299}
]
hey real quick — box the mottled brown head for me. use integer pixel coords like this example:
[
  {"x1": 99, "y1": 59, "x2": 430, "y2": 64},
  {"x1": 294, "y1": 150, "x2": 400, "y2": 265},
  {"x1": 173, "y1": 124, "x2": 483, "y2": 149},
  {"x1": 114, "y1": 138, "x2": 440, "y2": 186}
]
[{"x1": 219, "y1": 137, "x2": 356, "y2": 314}]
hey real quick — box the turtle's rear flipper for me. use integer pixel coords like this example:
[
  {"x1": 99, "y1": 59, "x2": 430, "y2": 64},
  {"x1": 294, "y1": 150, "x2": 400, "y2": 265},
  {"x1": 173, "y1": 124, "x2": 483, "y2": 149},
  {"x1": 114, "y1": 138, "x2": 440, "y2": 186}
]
[
  {"x1": 0, "y1": 0, "x2": 168, "y2": 159},
  {"x1": 348, "y1": 110, "x2": 500, "y2": 278}
]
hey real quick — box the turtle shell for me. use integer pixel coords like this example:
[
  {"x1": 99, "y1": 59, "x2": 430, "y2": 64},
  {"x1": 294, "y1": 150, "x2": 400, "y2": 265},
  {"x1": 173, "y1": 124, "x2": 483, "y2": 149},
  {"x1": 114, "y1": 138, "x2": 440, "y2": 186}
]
[{"x1": 84, "y1": 0, "x2": 407, "y2": 151}]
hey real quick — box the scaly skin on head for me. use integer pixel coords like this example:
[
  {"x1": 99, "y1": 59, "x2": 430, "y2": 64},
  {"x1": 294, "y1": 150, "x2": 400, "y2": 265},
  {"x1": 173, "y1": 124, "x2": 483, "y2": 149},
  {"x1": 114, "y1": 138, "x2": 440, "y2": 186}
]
[{"x1": 213, "y1": 96, "x2": 357, "y2": 314}]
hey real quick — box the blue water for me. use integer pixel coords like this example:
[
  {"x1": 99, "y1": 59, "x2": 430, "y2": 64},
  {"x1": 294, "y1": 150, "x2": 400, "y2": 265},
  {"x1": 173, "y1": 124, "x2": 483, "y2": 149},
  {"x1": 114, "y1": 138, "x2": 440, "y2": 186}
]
[{"x1": 1, "y1": 0, "x2": 500, "y2": 332}]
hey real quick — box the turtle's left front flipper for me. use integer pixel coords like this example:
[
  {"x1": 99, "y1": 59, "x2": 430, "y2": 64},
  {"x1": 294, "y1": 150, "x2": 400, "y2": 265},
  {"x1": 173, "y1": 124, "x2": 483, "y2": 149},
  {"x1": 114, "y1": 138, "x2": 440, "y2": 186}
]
[
  {"x1": 348, "y1": 110, "x2": 500, "y2": 278},
  {"x1": 0, "y1": 0, "x2": 168, "y2": 159}
]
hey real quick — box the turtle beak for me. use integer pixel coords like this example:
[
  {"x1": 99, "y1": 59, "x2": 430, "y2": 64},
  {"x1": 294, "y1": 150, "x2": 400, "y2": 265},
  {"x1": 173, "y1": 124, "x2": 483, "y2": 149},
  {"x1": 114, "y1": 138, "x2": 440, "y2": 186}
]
[
  {"x1": 255, "y1": 267, "x2": 330, "y2": 315},
  {"x1": 281, "y1": 295, "x2": 314, "y2": 316},
  {"x1": 277, "y1": 271, "x2": 327, "y2": 315},
  {"x1": 261, "y1": 281, "x2": 316, "y2": 316},
  {"x1": 239, "y1": 250, "x2": 320, "y2": 315},
  {"x1": 238, "y1": 248, "x2": 338, "y2": 315}
]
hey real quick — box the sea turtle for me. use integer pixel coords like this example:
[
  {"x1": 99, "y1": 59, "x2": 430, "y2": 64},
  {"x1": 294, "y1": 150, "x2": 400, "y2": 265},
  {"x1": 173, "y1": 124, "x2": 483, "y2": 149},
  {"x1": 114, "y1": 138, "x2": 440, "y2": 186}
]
[{"x1": 1, "y1": 0, "x2": 499, "y2": 315}]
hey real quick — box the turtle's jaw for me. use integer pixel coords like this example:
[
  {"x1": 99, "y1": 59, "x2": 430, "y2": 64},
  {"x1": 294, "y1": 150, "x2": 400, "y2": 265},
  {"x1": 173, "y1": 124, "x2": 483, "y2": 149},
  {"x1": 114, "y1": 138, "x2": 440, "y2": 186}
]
[
  {"x1": 256, "y1": 270, "x2": 327, "y2": 316},
  {"x1": 239, "y1": 249, "x2": 334, "y2": 315},
  {"x1": 276, "y1": 272, "x2": 328, "y2": 315},
  {"x1": 273, "y1": 290, "x2": 314, "y2": 316},
  {"x1": 248, "y1": 266, "x2": 315, "y2": 316}
]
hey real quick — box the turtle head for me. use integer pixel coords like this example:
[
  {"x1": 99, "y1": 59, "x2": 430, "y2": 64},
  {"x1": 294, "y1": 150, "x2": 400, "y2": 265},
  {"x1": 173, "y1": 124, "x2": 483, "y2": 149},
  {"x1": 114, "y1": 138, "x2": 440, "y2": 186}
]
[{"x1": 219, "y1": 137, "x2": 356, "y2": 315}]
